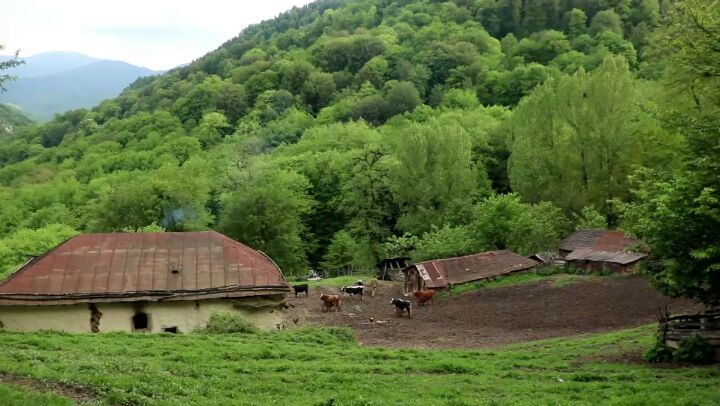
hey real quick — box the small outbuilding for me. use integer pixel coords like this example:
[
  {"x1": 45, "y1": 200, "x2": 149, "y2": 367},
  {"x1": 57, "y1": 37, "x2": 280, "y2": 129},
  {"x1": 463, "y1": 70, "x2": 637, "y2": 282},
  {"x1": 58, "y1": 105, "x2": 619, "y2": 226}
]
[
  {"x1": 0, "y1": 231, "x2": 291, "y2": 333},
  {"x1": 559, "y1": 229, "x2": 647, "y2": 273},
  {"x1": 403, "y1": 250, "x2": 538, "y2": 293},
  {"x1": 376, "y1": 257, "x2": 411, "y2": 281},
  {"x1": 564, "y1": 248, "x2": 647, "y2": 273},
  {"x1": 559, "y1": 229, "x2": 639, "y2": 257}
]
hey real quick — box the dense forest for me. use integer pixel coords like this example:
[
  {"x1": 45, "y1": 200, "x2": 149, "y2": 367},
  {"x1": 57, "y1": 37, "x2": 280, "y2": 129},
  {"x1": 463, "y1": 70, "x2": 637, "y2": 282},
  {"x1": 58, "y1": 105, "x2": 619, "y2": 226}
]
[{"x1": 0, "y1": 0, "x2": 717, "y2": 302}]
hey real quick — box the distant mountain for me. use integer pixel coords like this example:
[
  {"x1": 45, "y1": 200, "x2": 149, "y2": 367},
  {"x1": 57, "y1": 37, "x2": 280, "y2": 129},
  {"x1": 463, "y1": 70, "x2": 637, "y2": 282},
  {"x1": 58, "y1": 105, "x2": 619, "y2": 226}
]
[
  {"x1": 0, "y1": 51, "x2": 100, "y2": 78},
  {"x1": 0, "y1": 103, "x2": 33, "y2": 135},
  {"x1": 0, "y1": 53, "x2": 160, "y2": 121}
]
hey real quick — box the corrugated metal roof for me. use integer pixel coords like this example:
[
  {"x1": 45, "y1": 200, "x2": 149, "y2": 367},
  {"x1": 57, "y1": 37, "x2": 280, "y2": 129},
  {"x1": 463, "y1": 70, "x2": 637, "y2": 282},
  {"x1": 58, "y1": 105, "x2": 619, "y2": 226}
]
[
  {"x1": 408, "y1": 250, "x2": 538, "y2": 287},
  {"x1": 559, "y1": 229, "x2": 639, "y2": 252},
  {"x1": 0, "y1": 231, "x2": 290, "y2": 305},
  {"x1": 565, "y1": 248, "x2": 647, "y2": 264}
]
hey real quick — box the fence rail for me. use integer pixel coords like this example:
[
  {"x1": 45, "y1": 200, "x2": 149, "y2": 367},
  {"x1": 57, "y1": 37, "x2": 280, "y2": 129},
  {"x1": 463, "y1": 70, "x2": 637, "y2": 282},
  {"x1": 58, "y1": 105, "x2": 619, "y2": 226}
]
[{"x1": 658, "y1": 306, "x2": 720, "y2": 351}]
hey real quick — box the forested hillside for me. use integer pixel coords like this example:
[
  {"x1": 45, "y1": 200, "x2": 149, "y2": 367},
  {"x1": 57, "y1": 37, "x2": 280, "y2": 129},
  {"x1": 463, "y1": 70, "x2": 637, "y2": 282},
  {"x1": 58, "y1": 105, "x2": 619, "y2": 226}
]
[
  {"x1": 0, "y1": 0, "x2": 716, "y2": 285},
  {"x1": 0, "y1": 53, "x2": 160, "y2": 121},
  {"x1": 0, "y1": 104, "x2": 33, "y2": 135}
]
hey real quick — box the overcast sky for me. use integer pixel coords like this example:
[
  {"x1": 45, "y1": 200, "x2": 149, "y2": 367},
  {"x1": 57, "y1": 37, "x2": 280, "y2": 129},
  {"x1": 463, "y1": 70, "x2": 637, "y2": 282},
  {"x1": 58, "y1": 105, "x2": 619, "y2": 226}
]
[{"x1": 2, "y1": 0, "x2": 314, "y2": 70}]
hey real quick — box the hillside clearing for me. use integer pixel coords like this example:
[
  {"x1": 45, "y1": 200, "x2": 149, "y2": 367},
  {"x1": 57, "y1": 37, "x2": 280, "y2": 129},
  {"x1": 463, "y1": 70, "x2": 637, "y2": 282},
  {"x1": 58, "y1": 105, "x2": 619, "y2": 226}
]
[{"x1": 287, "y1": 275, "x2": 700, "y2": 348}]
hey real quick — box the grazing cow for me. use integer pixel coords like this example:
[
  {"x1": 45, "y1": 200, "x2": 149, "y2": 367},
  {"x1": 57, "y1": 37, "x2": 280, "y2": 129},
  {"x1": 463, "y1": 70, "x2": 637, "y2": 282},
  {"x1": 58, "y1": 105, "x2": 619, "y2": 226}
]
[
  {"x1": 320, "y1": 294, "x2": 342, "y2": 312},
  {"x1": 390, "y1": 298, "x2": 412, "y2": 317},
  {"x1": 413, "y1": 289, "x2": 436, "y2": 306},
  {"x1": 292, "y1": 283, "x2": 309, "y2": 298},
  {"x1": 340, "y1": 285, "x2": 364, "y2": 301},
  {"x1": 354, "y1": 279, "x2": 378, "y2": 297}
]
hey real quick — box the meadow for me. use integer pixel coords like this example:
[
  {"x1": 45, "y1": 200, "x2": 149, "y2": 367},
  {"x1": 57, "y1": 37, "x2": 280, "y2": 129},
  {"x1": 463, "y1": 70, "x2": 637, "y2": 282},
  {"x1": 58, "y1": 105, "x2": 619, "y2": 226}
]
[{"x1": 0, "y1": 325, "x2": 718, "y2": 405}]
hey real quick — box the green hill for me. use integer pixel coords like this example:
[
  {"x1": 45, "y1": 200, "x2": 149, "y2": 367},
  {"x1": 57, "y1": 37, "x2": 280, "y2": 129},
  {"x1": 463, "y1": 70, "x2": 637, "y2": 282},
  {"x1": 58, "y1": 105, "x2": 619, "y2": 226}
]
[
  {"x1": 0, "y1": 103, "x2": 33, "y2": 135},
  {"x1": 0, "y1": 0, "x2": 714, "y2": 277},
  {"x1": 0, "y1": 55, "x2": 160, "y2": 121}
]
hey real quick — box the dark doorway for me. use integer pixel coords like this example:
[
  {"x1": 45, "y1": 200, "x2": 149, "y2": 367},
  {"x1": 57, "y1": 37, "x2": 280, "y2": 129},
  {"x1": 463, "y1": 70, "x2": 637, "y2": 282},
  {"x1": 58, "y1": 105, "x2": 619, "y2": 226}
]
[{"x1": 132, "y1": 312, "x2": 149, "y2": 331}]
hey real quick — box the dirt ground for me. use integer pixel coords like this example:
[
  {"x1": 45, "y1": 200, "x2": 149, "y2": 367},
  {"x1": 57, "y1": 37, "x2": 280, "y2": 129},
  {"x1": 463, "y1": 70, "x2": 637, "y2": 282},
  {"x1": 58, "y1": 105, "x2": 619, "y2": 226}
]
[{"x1": 283, "y1": 276, "x2": 701, "y2": 349}]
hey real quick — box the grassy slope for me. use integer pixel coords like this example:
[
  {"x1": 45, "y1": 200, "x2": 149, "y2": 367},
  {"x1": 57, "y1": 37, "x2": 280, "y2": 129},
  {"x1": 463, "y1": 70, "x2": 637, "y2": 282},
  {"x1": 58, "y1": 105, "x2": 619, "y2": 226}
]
[
  {"x1": 304, "y1": 272, "x2": 377, "y2": 288},
  {"x1": 439, "y1": 270, "x2": 610, "y2": 297},
  {"x1": 0, "y1": 382, "x2": 74, "y2": 406},
  {"x1": 0, "y1": 326, "x2": 718, "y2": 405}
]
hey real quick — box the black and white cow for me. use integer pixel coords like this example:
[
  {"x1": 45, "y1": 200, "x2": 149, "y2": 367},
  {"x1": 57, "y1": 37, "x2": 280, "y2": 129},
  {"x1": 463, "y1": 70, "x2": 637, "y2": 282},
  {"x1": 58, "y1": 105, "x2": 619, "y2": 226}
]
[
  {"x1": 340, "y1": 285, "x2": 364, "y2": 301},
  {"x1": 390, "y1": 298, "x2": 412, "y2": 317}
]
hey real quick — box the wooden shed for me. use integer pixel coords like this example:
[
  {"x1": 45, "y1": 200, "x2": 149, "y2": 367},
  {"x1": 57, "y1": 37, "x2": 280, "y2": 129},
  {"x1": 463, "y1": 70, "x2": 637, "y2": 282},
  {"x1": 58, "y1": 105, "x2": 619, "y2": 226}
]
[{"x1": 403, "y1": 250, "x2": 538, "y2": 293}]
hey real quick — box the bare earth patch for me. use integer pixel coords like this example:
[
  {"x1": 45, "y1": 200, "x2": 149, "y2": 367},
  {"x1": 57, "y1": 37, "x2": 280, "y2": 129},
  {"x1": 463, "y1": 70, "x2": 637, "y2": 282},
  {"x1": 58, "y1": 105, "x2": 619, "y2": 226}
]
[
  {"x1": 0, "y1": 373, "x2": 100, "y2": 404},
  {"x1": 285, "y1": 275, "x2": 701, "y2": 349}
]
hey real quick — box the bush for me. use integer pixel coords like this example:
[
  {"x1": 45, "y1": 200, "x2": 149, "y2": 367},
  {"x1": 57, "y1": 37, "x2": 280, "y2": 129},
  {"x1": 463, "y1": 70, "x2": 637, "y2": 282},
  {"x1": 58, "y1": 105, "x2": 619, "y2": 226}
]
[
  {"x1": 644, "y1": 337, "x2": 673, "y2": 363},
  {"x1": 645, "y1": 335, "x2": 716, "y2": 364},
  {"x1": 673, "y1": 336, "x2": 716, "y2": 364},
  {"x1": 203, "y1": 312, "x2": 259, "y2": 334},
  {"x1": 535, "y1": 266, "x2": 567, "y2": 277}
]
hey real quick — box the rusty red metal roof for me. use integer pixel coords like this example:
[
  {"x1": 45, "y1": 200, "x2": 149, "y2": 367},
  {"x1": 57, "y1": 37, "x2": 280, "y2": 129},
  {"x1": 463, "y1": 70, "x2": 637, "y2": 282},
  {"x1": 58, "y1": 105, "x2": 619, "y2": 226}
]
[
  {"x1": 0, "y1": 231, "x2": 290, "y2": 305},
  {"x1": 408, "y1": 250, "x2": 538, "y2": 288},
  {"x1": 559, "y1": 229, "x2": 639, "y2": 252}
]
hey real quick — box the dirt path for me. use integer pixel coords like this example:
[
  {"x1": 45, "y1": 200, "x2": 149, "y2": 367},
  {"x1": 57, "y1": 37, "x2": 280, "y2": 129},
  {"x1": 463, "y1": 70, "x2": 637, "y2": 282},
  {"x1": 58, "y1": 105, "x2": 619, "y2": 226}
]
[
  {"x1": 284, "y1": 275, "x2": 701, "y2": 349},
  {"x1": 0, "y1": 373, "x2": 100, "y2": 404}
]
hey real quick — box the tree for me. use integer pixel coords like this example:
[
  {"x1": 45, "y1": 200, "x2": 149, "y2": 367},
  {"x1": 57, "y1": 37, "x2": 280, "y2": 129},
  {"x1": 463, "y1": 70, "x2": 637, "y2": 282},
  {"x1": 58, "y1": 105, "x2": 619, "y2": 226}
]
[
  {"x1": 413, "y1": 225, "x2": 475, "y2": 261},
  {"x1": 567, "y1": 8, "x2": 588, "y2": 38},
  {"x1": 384, "y1": 81, "x2": 421, "y2": 117},
  {"x1": 590, "y1": 9, "x2": 624, "y2": 36},
  {"x1": 321, "y1": 230, "x2": 360, "y2": 274},
  {"x1": 219, "y1": 166, "x2": 313, "y2": 275},
  {"x1": 388, "y1": 120, "x2": 486, "y2": 234},
  {"x1": 191, "y1": 112, "x2": 230, "y2": 148},
  {"x1": 469, "y1": 194, "x2": 568, "y2": 255},
  {"x1": 508, "y1": 55, "x2": 675, "y2": 218},
  {"x1": 622, "y1": 0, "x2": 720, "y2": 306},
  {"x1": 0, "y1": 224, "x2": 78, "y2": 279},
  {"x1": 0, "y1": 45, "x2": 22, "y2": 92},
  {"x1": 302, "y1": 72, "x2": 336, "y2": 113},
  {"x1": 573, "y1": 205, "x2": 608, "y2": 230}
]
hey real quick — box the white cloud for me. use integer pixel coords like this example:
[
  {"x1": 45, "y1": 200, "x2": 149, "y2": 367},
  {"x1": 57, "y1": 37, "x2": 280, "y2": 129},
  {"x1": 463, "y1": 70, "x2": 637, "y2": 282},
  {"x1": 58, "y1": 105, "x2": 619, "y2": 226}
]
[{"x1": 2, "y1": 0, "x2": 314, "y2": 70}]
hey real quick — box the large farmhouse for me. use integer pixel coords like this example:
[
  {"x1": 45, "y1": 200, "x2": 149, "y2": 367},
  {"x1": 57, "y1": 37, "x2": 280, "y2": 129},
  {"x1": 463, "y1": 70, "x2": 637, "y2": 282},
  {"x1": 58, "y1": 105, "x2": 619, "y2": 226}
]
[
  {"x1": 403, "y1": 250, "x2": 538, "y2": 293},
  {"x1": 0, "y1": 231, "x2": 291, "y2": 333}
]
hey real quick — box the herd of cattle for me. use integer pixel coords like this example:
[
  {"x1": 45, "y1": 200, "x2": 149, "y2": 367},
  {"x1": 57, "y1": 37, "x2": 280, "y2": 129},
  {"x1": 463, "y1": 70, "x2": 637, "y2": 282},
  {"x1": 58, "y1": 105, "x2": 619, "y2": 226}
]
[{"x1": 292, "y1": 279, "x2": 436, "y2": 318}]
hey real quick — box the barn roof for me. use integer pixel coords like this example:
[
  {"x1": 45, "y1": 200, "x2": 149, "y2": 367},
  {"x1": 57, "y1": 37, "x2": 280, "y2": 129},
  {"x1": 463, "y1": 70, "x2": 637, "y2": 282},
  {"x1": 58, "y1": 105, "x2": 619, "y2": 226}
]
[
  {"x1": 559, "y1": 229, "x2": 639, "y2": 252},
  {"x1": 406, "y1": 250, "x2": 538, "y2": 288},
  {"x1": 0, "y1": 231, "x2": 290, "y2": 305},
  {"x1": 565, "y1": 248, "x2": 647, "y2": 265}
]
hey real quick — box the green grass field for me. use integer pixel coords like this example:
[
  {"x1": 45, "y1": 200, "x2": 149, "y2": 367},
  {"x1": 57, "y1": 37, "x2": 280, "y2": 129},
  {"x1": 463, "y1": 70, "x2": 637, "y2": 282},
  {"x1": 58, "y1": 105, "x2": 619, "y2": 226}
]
[
  {"x1": 0, "y1": 382, "x2": 74, "y2": 406},
  {"x1": 304, "y1": 272, "x2": 377, "y2": 288},
  {"x1": 0, "y1": 325, "x2": 718, "y2": 405}
]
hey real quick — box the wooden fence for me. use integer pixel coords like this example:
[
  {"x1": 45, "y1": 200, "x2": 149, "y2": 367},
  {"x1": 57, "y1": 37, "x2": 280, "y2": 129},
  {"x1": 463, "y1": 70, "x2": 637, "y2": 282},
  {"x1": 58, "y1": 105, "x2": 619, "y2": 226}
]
[{"x1": 658, "y1": 307, "x2": 720, "y2": 356}]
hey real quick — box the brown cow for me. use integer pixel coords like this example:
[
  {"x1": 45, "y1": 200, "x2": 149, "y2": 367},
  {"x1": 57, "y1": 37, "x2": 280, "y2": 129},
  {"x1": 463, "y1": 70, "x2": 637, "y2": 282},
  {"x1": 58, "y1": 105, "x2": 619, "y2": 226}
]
[
  {"x1": 413, "y1": 289, "x2": 436, "y2": 306},
  {"x1": 320, "y1": 294, "x2": 342, "y2": 312}
]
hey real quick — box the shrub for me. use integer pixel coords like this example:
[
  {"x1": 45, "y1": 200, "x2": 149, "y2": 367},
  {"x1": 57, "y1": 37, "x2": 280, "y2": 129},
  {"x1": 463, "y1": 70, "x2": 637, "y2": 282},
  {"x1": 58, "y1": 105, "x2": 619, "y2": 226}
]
[
  {"x1": 645, "y1": 335, "x2": 717, "y2": 364},
  {"x1": 644, "y1": 337, "x2": 673, "y2": 363},
  {"x1": 536, "y1": 266, "x2": 566, "y2": 277},
  {"x1": 203, "y1": 312, "x2": 259, "y2": 334},
  {"x1": 673, "y1": 335, "x2": 716, "y2": 364}
]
